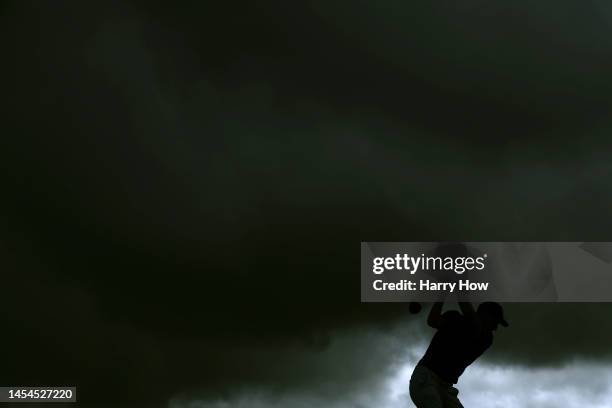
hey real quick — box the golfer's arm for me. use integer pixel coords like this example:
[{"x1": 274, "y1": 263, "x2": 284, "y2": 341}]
[
  {"x1": 459, "y1": 302, "x2": 481, "y2": 330},
  {"x1": 427, "y1": 302, "x2": 444, "y2": 328}
]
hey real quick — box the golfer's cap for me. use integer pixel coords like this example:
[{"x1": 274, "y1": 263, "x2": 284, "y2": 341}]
[{"x1": 478, "y1": 302, "x2": 509, "y2": 327}]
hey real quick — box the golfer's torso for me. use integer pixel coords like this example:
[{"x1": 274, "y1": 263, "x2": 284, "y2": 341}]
[{"x1": 419, "y1": 311, "x2": 492, "y2": 384}]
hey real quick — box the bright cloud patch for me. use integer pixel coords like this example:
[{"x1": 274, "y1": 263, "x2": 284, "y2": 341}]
[{"x1": 172, "y1": 343, "x2": 612, "y2": 408}]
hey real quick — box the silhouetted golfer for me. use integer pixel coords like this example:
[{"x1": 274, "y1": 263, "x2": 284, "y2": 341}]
[{"x1": 410, "y1": 300, "x2": 508, "y2": 408}]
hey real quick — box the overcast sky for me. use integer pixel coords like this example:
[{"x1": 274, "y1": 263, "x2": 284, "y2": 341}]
[
  {"x1": 3, "y1": 1, "x2": 612, "y2": 407},
  {"x1": 171, "y1": 329, "x2": 612, "y2": 408}
]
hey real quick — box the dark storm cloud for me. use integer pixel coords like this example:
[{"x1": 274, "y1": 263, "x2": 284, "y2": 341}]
[
  {"x1": 3, "y1": 0, "x2": 612, "y2": 406},
  {"x1": 488, "y1": 303, "x2": 612, "y2": 365}
]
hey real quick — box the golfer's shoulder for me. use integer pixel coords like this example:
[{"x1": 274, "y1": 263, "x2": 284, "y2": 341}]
[
  {"x1": 442, "y1": 310, "x2": 462, "y2": 320},
  {"x1": 440, "y1": 310, "x2": 463, "y2": 326}
]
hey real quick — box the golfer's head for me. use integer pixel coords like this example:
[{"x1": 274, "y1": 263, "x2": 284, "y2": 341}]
[{"x1": 477, "y1": 302, "x2": 509, "y2": 331}]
